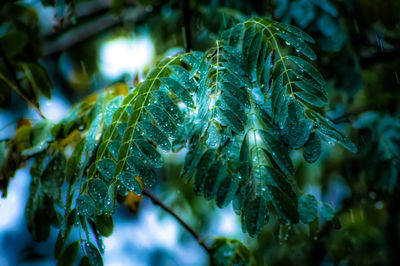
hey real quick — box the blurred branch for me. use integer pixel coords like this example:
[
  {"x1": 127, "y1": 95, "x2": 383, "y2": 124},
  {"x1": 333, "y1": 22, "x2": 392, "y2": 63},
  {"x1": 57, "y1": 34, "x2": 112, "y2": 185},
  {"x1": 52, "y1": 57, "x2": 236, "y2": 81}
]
[
  {"x1": 360, "y1": 47, "x2": 400, "y2": 68},
  {"x1": 330, "y1": 107, "x2": 371, "y2": 124},
  {"x1": 44, "y1": 6, "x2": 146, "y2": 56},
  {"x1": 181, "y1": 0, "x2": 192, "y2": 52},
  {"x1": 143, "y1": 189, "x2": 211, "y2": 255},
  {"x1": 0, "y1": 47, "x2": 47, "y2": 119}
]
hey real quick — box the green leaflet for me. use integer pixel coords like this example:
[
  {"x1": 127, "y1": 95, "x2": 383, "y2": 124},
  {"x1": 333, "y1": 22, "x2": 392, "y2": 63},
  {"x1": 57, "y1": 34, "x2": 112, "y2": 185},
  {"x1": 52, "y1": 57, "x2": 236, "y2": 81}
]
[
  {"x1": 88, "y1": 179, "x2": 108, "y2": 207},
  {"x1": 303, "y1": 132, "x2": 321, "y2": 163},
  {"x1": 104, "y1": 96, "x2": 124, "y2": 126},
  {"x1": 117, "y1": 171, "x2": 142, "y2": 195},
  {"x1": 274, "y1": 21, "x2": 315, "y2": 43},
  {"x1": 104, "y1": 183, "x2": 117, "y2": 212},
  {"x1": 216, "y1": 174, "x2": 240, "y2": 208},
  {"x1": 220, "y1": 80, "x2": 250, "y2": 108},
  {"x1": 58, "y1": 241, "x2": 80, "y2": 266},
  {"x1": 146, "y1": 104, "x2": 178, "y2": 138},
  {"x1": 320, "y1": 202, "x2": 335, "y2": 221},
  {"x1": 314, "y1": 114, "x2": 357, "y2": 153},
  {"x1": 134, "y1": 139, "x2": 164, "y2": 168},
  {"x1": 41, "y1": 151, "x2": 66, "y2": 198},
  {"x1": 139, "y1": 121, "x2": 171, "y2": 151},
  {"x1": 210, "y1": 237, "x2": 254, "y2": 266},
  {"x1": 203, "y1": 161, "x2": 225, "y2": 200},
  {"x1": 259, "y1": 130, "x2": 294, "y2": 175},
  {"x1": 218, "y1": 108, "x2": 245, "y2": 134},
  {"x1": 21, "y1": 62, "x2": 52, "y2": 99},
  {"x1": 265, "y1": 166, "x2": 297, "y2": 201},
  {"x1": 94, "y1": 214, "x2": 114, "y2": 237},
  {"x1": 232, "y1": 183, "x2": 252, "y2": 214},
  {"x1": 181, "y1": 137, "x2": 202, "y2": 181},
  {"x1": 286, "y1": 56, "x2": 325, "y2": 86},
  {"x1": 267, "y1": 185, "x2": 299, "y2": 223},
  {"x1": 108, "y1": 140, "x2": 121, "y2": 160},
  {"x1": 83, "y1": 241, "x2": 103, "y2": 266},
  {"x1": 295, "y1": 91, "x2": 327, "y2": 107},
  {"x1": 22, "y1": 119, "x2": 54, "y2": 156},
  {"x1": 277, "y1": 31, "x2": 316, "y2": 60},
  {"x1": 239, "y1": 133, "x2": 251, "y2": 182},
  {"x1": 298, "y1": 194, "x2": 318, "y2": 223},
  {"x1": 281, "y1": 98, "x2": 313, "y2": 149},
  {"x1": 194, "y1": 149, "x2": 216, "y2": 195},
  {"x1": 160, "y1": 77, "x2": 194, "y2": 108},
  {"x1": 126, "y1": 155, "x2": 156, "y2": 187},
  {"x1": 151, "y1": 90, "x2": 184, "y2": 124},
  {"x1": 97, "y1": 158, "x2": 116, "y2": 182},
  {"x1": 219, "y1": 94, "x2": 247, "y2": 125},
  {"x1": 76, "y1": 194, "x2": 95, "y2": 217},
  {"x1": 169, "y1": 65, "x2": 198, "y2": 93},
  {"x1": 243, "y1": 196, "x2": 268, "y2": 237},
  {"x1": 66, "y1": 138, "x2": 85, "y2": 184}
]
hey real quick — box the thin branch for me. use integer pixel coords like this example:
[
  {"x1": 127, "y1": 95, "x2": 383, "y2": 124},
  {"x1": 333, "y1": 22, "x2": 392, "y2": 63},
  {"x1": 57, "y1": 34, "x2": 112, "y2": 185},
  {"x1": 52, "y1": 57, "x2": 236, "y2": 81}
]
[
  {"x1": 142, "y1": 189, "x2": 211, "y2": 254},
  {"x1": 181, "y1": 0, "x2": 192, "y2": 52},
  {"x1": 0, "y1": 47, "x2": 47, "y2": 119}
]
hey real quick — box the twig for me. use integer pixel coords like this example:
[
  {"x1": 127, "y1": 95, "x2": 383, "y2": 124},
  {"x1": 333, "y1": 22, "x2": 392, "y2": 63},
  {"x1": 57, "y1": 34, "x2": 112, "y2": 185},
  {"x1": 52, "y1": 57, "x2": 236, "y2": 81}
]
[
  {"x1": 181, "y1": 0, "x2": 192, "y2": 52},
  {"x1": 0, "y1": 47, "x2": 47, "y2": 119},
  {"x1": 142, "y1": 189, "x2": 211, "y2": 254}
]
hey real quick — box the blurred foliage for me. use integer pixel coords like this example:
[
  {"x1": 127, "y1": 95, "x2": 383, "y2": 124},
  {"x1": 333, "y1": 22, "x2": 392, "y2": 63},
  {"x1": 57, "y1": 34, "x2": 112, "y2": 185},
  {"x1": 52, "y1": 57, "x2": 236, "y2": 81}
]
[{"x1": 1, "y1": 0, "x2": 400, "y2": 265}]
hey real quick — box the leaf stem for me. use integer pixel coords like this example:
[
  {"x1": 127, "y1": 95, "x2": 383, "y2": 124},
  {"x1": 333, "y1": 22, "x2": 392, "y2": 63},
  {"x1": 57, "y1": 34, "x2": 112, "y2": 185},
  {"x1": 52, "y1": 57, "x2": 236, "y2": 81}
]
[
  {"x1": 0, "y1": 47, "x2": 47, "y2": 119},
  {"x1": 142, "y1": 189, "x2": 211, "y2": 255}
]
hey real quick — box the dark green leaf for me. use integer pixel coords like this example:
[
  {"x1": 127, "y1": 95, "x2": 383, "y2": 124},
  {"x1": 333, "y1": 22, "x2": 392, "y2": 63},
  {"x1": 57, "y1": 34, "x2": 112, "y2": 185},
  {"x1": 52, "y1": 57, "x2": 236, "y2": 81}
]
[
  {"x1": 216, "y1": 174, "x2": 240, "y2": 208},
  {"x1": 281, "y1": 99, "x2": 313, "y2": 149},
  {"x1": 84, "y1": 241, "x2": 103, "y2": 266},
  {"x1": 126, "y1": 156, "x2": 156, "y2": 187},
  {"x1": 239, "y1": 133, "x2": 251, "y2": 182},
  {"x1": 277, "y1": 31, "x2": 316, "y2": 60},
  {"x1": 41, "y1": 151, "x2": 66, "y2": 197},
  {"x1": 259, "y1": 130, "x2": 294, "y2": 175},
  {"x1": 218, "y1": 108, "x2": 244, "y2": 134},
  {"x1": 97, "y1": 159, "x2": 116, "y2": 182},
  {"x1": 315, "y1": 115, "x2": 357, "y2": 153},
  {"x1": 134, "y1": 140, "x2": 163, "y2": 168},
  {"x1": 58, "y1": 241, "x2": 80, "y2": 266},
  {"x1": 94, "y1": 214, "x2": 114, "y2": 237},
  {"x1": 267, "y1": 185, "x2": 299, "y2": 223},
  {"x1": 139, "y1": 121, "x2": 171, "y2": 151},
  {"x1": 22, "y1": 62, "x2": 52, "y2": 98},
  {"x1": 66, "y1": 138, "x2": 85, "y2": 184},
  {"x1": 194, "y1": 149, "x2": 216, "y2": 195},
  {"x1": 117, "y1": 171, "x2": 142, "y2": 195},
  {"x1": 152, "y1": 90, "x2": 184, "y2": 124},
  {"x1": 244, "y1": 196, "x2": 268, "y2": 237},
  {"x1": 286, "y1": 56, "x2": 325, "y2": 86},
  {"x1": 320, "y1": 202, "x2": 335, "y2": 221},
  {"x1": 146, "y1": 104, "x2": 179, "y2": 138},
  {"x1": 88, "y1": 179, "x2": 108, "y2": 206},
  {"x1": 274, "y1": 22, "x2": 315, "y2": 43},
  {"x1": 298, "y1": 194, "x2": 318, "y2": 223},
  {"x1": 303, "y1": 132, "x2": 321, "y2": 163},
  {"x1": 160, "y1": 77, "x2": 194, "y2": 107},
  {"x1": 76, "y1": 195, "x2": 95, "y2": 217}
]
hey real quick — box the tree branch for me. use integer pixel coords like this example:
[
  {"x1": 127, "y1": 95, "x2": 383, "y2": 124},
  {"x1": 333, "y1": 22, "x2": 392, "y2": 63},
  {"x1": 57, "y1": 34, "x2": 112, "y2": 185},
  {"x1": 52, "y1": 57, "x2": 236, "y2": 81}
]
[
  {"x1": 181, "y1": 0, "x2": 192, "y2": 52},
  {"x1": 142, "y1": 189, "x2": 211, "y2": 254},
  {"x1": 0, "y1": 47, "x2": 47, "y2": 119}
]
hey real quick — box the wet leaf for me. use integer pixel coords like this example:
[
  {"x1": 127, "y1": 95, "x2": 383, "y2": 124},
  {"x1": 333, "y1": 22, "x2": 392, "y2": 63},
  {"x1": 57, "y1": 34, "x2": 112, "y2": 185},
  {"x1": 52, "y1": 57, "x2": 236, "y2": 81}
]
[
  {"x1": 117, "y1": 171, "x2": 142, "y2": 195},
  {"x1": 303, "y1": 132, "x2": 321, "y2": 163},
  {"x1": 83, "y1": 241, "x2": 103, "y2": 266},
  {"x1": 298, "y1": 194, "x2": 318, "y2": 223},
  {"x1": 76, "y1": 194, "x2": 95, "y2": 217},
  {"x1": 88, "y1": 179, "x2": 108, "y2": 206}
]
